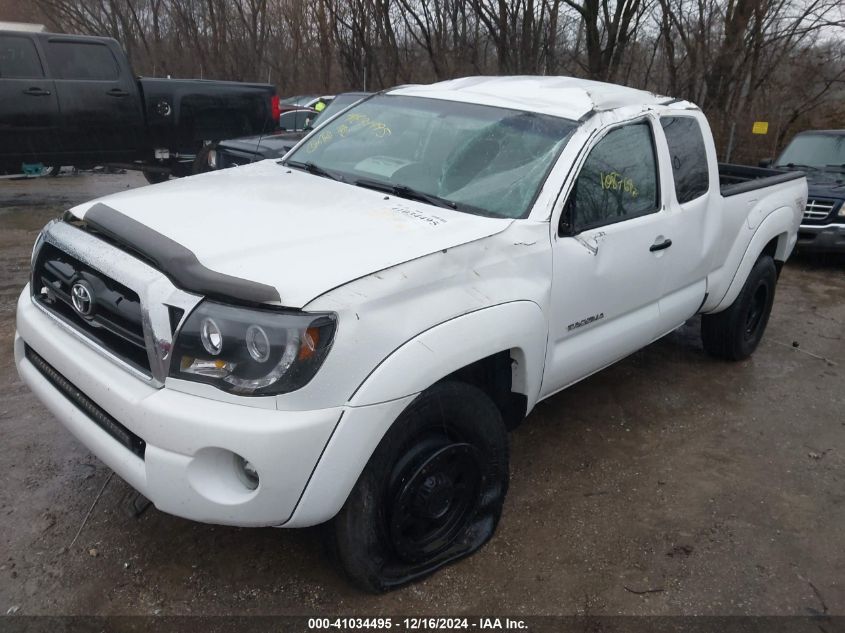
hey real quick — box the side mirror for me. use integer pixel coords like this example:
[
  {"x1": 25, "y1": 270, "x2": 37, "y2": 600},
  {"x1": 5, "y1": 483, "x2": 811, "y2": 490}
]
[{"x1": 759, "y1": 158, "x2": 773, "y2": 168}]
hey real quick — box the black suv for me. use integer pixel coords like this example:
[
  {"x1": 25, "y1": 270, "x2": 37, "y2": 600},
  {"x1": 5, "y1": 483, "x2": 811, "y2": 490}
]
[{"x1": 765, "y1": 130, "x2": 845, "y2": 253}]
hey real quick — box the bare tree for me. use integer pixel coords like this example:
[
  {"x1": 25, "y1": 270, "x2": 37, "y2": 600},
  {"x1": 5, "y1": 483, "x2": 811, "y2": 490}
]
[
  {"x1": 470, "y1": 0, "x2": 567, "y2": 74},
  {"x1": 20, "y1": 0, "x2": 845, "y2": 160},
  {"x1": 562, "y1": 0, "x2": 652, "y2": 81}
]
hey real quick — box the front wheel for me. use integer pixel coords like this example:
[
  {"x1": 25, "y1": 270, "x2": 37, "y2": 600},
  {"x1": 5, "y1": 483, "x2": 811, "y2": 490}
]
[
  {"x1": 701, "y1": 254, "x2": 777, "y2": 361},
  {"x1": 331, "y1": 381, "x2": 509, "y2": 593}
]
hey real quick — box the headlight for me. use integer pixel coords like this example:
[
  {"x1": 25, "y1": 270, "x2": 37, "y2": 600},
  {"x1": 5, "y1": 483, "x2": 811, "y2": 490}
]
[{"x1": 170, "y1": 300, "x2": 336, "y2": 395}]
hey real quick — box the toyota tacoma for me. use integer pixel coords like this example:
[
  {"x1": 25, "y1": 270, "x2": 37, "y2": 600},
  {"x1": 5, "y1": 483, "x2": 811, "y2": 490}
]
[{"x1": 15, "y1": 76, "x2": 807, "y2": 592}]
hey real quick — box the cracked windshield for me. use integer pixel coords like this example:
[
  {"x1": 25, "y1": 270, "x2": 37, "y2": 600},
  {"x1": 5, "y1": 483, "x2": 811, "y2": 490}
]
[{"x1": 286, "y1": 95, "x2": 577, "y2": 218}]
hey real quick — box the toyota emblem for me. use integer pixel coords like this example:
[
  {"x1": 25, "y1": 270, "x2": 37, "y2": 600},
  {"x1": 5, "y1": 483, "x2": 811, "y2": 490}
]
[{"x1": 71, "y1": 282, "x2": 94, "y2": 317}]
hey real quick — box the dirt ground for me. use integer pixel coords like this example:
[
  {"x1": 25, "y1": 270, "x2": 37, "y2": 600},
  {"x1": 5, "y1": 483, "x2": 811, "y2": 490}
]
[{"x1": 0, "y1": 172, "x2": 843, "y2": 617}]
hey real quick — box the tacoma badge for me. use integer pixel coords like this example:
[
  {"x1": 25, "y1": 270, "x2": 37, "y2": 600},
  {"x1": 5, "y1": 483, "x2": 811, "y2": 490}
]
[{"x1": 568, "y1": 313, "x2": 604, "y2": 331}]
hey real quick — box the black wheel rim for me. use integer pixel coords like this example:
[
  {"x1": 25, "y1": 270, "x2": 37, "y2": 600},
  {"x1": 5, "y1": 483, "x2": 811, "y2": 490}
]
[
  {"x1": 744, "y1": 282, "x2": 769, "y2": 340},
  {"x1": 388, "y1": 442, "x2": 483, "y2": 563}
]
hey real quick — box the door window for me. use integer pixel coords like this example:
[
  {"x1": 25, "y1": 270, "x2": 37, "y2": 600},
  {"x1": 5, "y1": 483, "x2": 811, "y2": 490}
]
[
  {"x1": 567, "y1": 121, "x2": 659, "y2": 231},
  {"x1": 660, "y1": 116, "x2": 709, "y2": 203},
  {"x1": 46, "y1": 41, "x2": 119, "y2": 80},
  {"x1": 279, "y1": 110, "x2": 312, "y2": 131},
  {"x1": 0, "y1": 36, "x2": 44, "y2": 78}
]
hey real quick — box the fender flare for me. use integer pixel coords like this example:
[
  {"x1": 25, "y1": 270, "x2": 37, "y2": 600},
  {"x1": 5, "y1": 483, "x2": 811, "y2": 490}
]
[
  {"x1": 349, "y1": 300, "x2": 547, "y2": 407},
  {"x1": 284, "y1": 301, "x2": 548, "y2": 527},
  {"x1": 708, "y1": 206, "x2": 795, "y2": 313}
]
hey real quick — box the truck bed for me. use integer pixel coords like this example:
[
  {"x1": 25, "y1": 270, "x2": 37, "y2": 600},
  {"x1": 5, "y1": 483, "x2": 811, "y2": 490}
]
[
  {"x1": 719, "y1": 163, "x2": 805, "y2": 197},
  {"x1": 138, "y1": 77, "x2": 277, "y2": 151}
]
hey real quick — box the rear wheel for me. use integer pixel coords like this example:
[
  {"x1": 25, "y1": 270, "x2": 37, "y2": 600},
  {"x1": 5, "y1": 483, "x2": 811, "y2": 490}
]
[
  {"x1": 331, "y1": 381, "x2": 509, "y2": 593},
  {"x1": 701, "y1": 255, "x2": 777, "y2": 360}
]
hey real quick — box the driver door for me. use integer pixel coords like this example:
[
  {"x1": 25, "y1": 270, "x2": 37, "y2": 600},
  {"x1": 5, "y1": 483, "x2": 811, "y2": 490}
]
[
  {"x1": 0, "y1": 34, "x2": 60, "y2": 166},
  {"x1": 541, "y1": 118, "x2": 672, "y2": 398}
]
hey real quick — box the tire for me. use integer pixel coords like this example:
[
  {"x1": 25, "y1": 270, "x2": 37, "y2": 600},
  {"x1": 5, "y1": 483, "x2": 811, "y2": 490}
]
[
  {"x1": 193, "y1": 143, "x2": 217, "y2": 174},
  {"x1": 701, "y1": 255, "x2": 777, "y2": 361},
  {"x1": 143, "y1": 170, "x2": 170, "y2": 185},
  {"x1": 331, "y1": 381, "x2": 509, "y2": 593}
]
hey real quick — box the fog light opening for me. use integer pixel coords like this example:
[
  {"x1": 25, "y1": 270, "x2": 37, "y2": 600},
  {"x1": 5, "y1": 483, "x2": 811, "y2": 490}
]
[{"x1": 233, "y1": 454, "x2": 260, "y2": 491}]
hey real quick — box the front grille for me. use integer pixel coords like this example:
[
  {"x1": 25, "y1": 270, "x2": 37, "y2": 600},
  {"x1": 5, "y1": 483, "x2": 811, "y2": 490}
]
[
  {"x1": 25, "y1": 345, "x2": 146, "y2": 459},
  {"x1": 803, "y1": 198, "x2": 836, "y2": 222},
  {"x1": 32, "y1": 242, "x2": 150, "y2": 374}
]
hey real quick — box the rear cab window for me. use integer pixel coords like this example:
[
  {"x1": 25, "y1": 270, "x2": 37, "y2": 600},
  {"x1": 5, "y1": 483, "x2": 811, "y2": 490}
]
[
  {"x1": 660, "y1": 116, "x2": 710, "y2": 203},
  {"x1": 45, "y1": 41, "x2": 119, "y2": 80},
  {"x1": 0, "y1": 35, "x2": 44, "y2": 78},
  {"x1": 568, "y1": 120, "x2": 660, "y2": 231}
]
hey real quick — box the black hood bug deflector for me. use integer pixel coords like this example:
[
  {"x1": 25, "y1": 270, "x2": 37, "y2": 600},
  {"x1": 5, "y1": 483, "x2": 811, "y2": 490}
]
[{"x1": 77, "y1": 203, "x2": 282, "y2": 305}]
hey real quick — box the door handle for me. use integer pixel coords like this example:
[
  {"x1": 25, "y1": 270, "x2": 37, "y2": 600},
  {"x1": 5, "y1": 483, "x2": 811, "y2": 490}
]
[
  {"x1": 649, "y1": 238, "x2": 673, "y2": 252},
  {"x1": 22, "y1": 87, "x2": 51, "y2": 96},
  {"x1": 106, "y1": 88, "x2": 129, "y2": 97}
]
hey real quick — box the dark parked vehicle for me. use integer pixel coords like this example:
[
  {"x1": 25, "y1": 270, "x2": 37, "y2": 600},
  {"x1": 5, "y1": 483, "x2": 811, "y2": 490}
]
[
  {"x1": 207, "y1": 92, "x2": 370, "y2": 170},
  {"x1": 0, "y1": 31, "x2": 279, "y2": 182},
  {"x1": 281, "y1": 94, "x2": 334, "y2": 109},
  {"x1": 762, "y1": 130, "x2": 845, "y2": 253},
  {"x1": 278, "y1": 105, "x2": 317, "y2": 132}
]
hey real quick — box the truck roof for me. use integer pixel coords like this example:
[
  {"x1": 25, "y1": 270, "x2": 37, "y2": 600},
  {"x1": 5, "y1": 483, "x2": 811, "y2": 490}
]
[{"x1": 389, "y1": 75, "x2": 681, "y2": 122}]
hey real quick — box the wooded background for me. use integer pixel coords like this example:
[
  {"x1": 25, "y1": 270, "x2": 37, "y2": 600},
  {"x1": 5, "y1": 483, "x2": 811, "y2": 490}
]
[{"x1": 3, "y1": 0, "x2": 844, "y2": 163}]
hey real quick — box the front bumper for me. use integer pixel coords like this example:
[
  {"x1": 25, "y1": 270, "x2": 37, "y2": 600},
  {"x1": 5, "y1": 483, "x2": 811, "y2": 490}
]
[
  {"x1": 797, "y1": 223, "x2": 845, "y2": 253},
  {"x1": 15, "y1": 289, "x2": 343, "y2": 527}
]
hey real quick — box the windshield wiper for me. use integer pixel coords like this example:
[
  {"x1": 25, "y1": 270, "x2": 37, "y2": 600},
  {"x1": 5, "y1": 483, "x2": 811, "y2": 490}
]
[
  {"x1": 354, "y1": 178, "x2": 457, "y2": 210},
  {"x1": 285, "y1": 160, "x2": 343, "y2": 182}
]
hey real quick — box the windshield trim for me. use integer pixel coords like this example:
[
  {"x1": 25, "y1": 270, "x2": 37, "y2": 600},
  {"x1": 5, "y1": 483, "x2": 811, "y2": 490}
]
[{"x1": 283, "y1": 93, "x2": 579, "y2": 220}]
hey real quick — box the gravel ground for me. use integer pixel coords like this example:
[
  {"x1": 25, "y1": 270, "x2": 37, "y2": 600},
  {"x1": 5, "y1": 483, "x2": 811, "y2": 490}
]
[{"x1": 0, "y1": 172, "x2": 843, "y2": 616}]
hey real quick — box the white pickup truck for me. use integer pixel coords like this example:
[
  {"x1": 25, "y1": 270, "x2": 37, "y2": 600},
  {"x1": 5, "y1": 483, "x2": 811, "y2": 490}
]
[{"x1": 15, "y1": 76, "x2": 806, "y2": 592}]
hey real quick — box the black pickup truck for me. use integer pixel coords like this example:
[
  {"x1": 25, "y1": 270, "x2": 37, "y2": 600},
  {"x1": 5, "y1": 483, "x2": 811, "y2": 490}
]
[{"x1": 0, "y1": 31, "x2": 278, "y2": 182}]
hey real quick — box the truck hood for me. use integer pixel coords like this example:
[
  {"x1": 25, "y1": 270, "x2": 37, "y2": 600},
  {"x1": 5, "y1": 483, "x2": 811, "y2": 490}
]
[
  {"x1": 806, "y1": 171, "x2": 845, "y2": 198},
  {"x1": 780, "y1": 166, "x2": 845, "y2": 197},
  {"x1": 70, "y1": 160, "x2": 513, "y2": 308}
]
